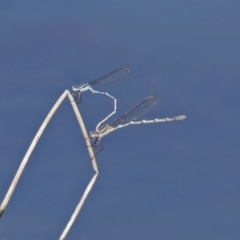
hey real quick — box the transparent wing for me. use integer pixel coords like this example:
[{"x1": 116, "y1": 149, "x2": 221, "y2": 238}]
[
  {"x1": 88, "y1": 66, "x2": 130, "y2": 86},
  {"x1": 111, "y1": 95, "x2": 159, "y2": 128}
]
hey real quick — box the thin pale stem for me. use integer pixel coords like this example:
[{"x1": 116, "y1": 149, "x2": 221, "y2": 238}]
[
  {"x1": 67, "y1": 92, "x2": 98, "y2": 172},
  {"x1": 0, "y1": 90, "x2": 69, "y2": 218},
  {"x1": 58, "y1": 173, "x2": 98, "y2": 240}
]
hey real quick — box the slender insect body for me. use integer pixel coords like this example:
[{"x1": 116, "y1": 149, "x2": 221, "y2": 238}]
[
  {"x1": 90, "y1": 95, "x2": 186, "y2": 155},
  {"x1": 72, "y1": 66, "x2": 130, "y2": 129}
]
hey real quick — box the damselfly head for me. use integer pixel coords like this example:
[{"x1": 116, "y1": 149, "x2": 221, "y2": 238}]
[
  {"x1": 72, "y1": 85, "x2": 81, "y2": 92},
  {"x1": 72, "y1": 83, "x2": 90, "y2": 92}
]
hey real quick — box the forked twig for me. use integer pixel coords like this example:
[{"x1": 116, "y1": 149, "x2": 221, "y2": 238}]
[{"x1": 0, "y1": 90, "x2": 99, "y2": 240}]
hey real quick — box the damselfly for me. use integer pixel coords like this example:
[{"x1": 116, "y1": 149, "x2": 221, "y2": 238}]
[
  {"x1": 72, "y1": 66, "x2": 130, "y2": 130},
  {"x1": 72, "y1": 66, "x2": 130, "y2": 102},
  {"x1": 90, "y1": 95, "x2": 186, "y2": 155}
]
